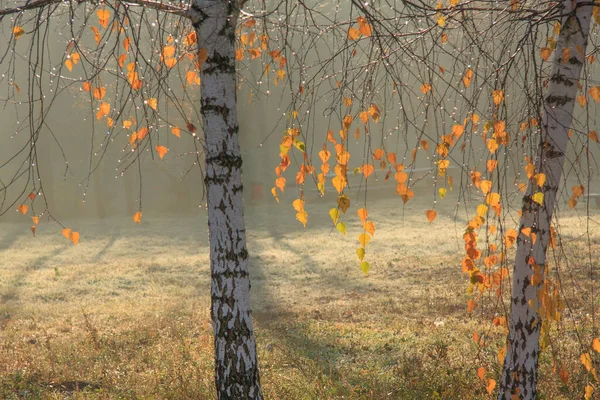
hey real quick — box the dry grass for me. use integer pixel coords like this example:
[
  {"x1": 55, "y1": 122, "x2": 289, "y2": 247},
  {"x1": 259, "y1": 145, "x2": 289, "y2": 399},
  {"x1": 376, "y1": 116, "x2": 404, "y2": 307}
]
[{"x1": 1, "y1": 189, "x2": 600, "y2": 399}]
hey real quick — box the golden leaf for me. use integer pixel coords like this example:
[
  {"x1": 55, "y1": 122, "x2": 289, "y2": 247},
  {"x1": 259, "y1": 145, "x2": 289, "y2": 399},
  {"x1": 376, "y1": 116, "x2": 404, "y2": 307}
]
[
  {"x1": 147, "y1": 98, "x2": 158, "y2": 111},
  {"x1": 13, "y1": 25, "x2": 25, "y2": 39},
  {"x1": 358, "y1": 233, "x2": 370, "y2": 247}
]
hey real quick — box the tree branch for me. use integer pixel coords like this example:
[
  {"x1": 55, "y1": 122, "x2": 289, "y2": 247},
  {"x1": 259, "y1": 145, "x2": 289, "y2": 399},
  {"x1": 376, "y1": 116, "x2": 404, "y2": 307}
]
[{"x1": 0, "y1": 0, "x2": 188, "y2": 18}]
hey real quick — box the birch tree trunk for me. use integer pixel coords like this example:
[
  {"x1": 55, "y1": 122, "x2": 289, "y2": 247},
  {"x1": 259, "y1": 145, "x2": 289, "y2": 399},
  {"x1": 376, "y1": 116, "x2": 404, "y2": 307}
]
[
  {"x1": 189, "y1": 1, "x2": 263, "y2": 398},
  {"x1": 498, "y1": 2, "x2": 592, "y2": 399}
]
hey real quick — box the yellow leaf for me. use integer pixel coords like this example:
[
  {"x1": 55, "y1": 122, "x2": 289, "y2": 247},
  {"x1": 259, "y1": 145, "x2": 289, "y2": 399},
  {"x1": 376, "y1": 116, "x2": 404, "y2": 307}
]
[
  {"x1": 296, "y1": 210, "x2": 308, "y2": 227},
  {"x1": 133, "y1": 211, "x2": 142, "y2": 224},
  {"x1": 17, "y1": 204, "x2": 28, "y2": 215},
  {"x1": 293, "y1": 199, "x2": 305, "y2": 212},
  {"x1": 147, "y1": 98, "x2": 157, "y2": 111},
  {"x1": 439, "y1": 188, "x2": 447, "y2": 199},
  {"x1": 332, "y1": 176, "x2": 346, "y2": 193},
  {"x1": 336, "y1": 222, "x2": 347, "y2": 235},
  {"x1": 581, "y1": 353, "x2": 593, "y2": 372},
  {"x1": 358, "y1": 233, "x2": 370, "y2": 247},
  {"x1": 480, "y1": 180, "x2": 493, "y2": 195},
  {"x1": 532, "y1": 192, "x2": 544, "y2": 205},
  {"x1": 356, "y1": 247, "x2": 365, "y2": 261},
  {"x1": 329, "y1": 208, "x2": 340, "y2": 224},
  {"x1": 437, "y1": 14, "x2": 446, "y2": 27},
  {"x1": 425, "y1": 210, "x2": 437, "y2": 222},
  {"x1": 593, "y1": 338, "x2": 600, "y2": 353},
  {"x1": 155, "y1": 145, "x2": 168, "y2": 160},
  {"x1": 486, "y1": 192, "x2": 500, "y2": 206},
  {"x1": 497, "y1": 346, "x2": 506, "y2": 364},
  {"x1": 13, "y1": 25, "x2": 25, "y2": 39},
  {"x1": 487, "y1": 138, "x2": 499, "y2": 154},
  {"x1": 360, "y1": 261, "x2": 370, "y2": 275},
  {"x1": 585, "y1": 385, "x2": 594, "y2": 400},
  {"x1": 69, "y1": 231, "x2": 80, "y2": 245},
  {"x1": 476, "y1": 204, "x2": 488, "y2": 217}
]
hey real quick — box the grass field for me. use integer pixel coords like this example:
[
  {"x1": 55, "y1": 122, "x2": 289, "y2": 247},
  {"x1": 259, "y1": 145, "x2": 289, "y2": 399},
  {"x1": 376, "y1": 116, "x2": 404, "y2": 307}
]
[{"x1": 1, "y1": 189, "x2": 599, "y2": 399}]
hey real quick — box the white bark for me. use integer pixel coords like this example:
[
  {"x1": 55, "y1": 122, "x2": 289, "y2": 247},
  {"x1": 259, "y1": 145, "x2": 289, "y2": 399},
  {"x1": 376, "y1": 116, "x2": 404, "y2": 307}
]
[
  {"x1": 498, "y1": 2, "x2": 592, "y2": 399},
  {"x1": 190, "y1": 1, "x2": 262, "y2": 398}
]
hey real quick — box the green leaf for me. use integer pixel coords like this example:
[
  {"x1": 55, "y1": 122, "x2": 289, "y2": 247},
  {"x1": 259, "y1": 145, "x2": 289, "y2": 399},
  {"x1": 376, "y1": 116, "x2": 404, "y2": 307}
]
[
  {"x1": 356, "y1": 247, "x2": 365, "y2": 261},
  {"x1": 293, "y1": 140, "x2": 305, "y2": 152},
  {"x1": 329, "y1": 208, "x2": 340, "y2": 224},
  {"x1": 360, "y1": 261, "x2": 370, "y2": 275},
  {"x1": 336, "y1": 222, "x2": 347, "y2": 235}
]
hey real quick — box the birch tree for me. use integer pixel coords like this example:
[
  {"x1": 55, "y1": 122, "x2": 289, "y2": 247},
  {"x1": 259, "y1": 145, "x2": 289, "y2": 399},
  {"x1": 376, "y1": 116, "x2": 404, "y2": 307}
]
[{"x1": 497, "y1": 1, "x2": 593, "y2": 398}]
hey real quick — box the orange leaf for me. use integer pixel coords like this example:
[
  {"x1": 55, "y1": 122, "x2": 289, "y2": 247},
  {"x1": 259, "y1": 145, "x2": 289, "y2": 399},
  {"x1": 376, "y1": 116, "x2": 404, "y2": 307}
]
[
  {"x1": 590, "y1": 86, "x2": 600, "y2": 103},
  {"x1": 17, "y1": 204, "x2": 28, "y2": 215},
  {"x1": 82, "y1": 82, "x2": 91, "y2": 92},
  {"x1": 275, "y1": 176, "x2": 286, "y2": 192},
  {"x1": 163, "y1": 45, "x2": 176, "y2": 58},
  {"x1": 467, "y1": 299, "x2": 476, "y2": 313},
  {"x1": 486, "y1": 379, "x2": 496, "y2": 395},
  {"x1": 96, "y1": 9, "x2": 110, "y2": 29},
  {"x1": 13, "y1": 25, "x2": 25, "y2": 39},
  {"x1": 540, "y1": 47, "x2": 552, "y2": 61},
  {"x1": 137, "y1": 127, "x2": 149, "y2": 140},
  {"x1": 93, "y1": 87, "x2": 106, "y2": 100},
  {"x1": 357, "y1": 16, "x2": 372, "y2": 36},
  {"x1": 362, "y1": 164, "x2": 374, "y2": 179},
  {"x1": 62, "y1": 228, "x2": 71, "y2": 239},
  {"x1": 420, "y1": 83, "x2": 432, "y2": 94},
  {"x1": 64, "y1": 59, "x2": 73, "y2": 72},
  {"x1": 99, "y1": 102, "x2": 110, "y2": 116},
  {"x1": 123, "y1": 37, "x2": 131, "y2": 52},
  {"x1": 477, "y1": 367, "x2": 486, "y2": 381},
  {"x1": 356, "y1": 208, "x2": 368, "y2": 225},
  {"x1": 364, "y1": 221, "x2": 375, "y2": 236},
  {"x1": 133, "y1": 211, "x2": 142, "y2": 224},
  {"x1": 589, "y1": 131, "x2": 598, "y2": 142},
  {"x1": 425, "y1": 209, "x2": 437, "y2": 222},
  {"x1": 348, "y1": 27, "x2": 360, "y2": 40},
  {"x1": 69, "y1": 231, "x2": 80, "y2": 245},
  {"x1": 155, "y1": 145, "x2": 168, "y2": 160},
  {"x1": 492, "y1": 90, "x2": 504, "y2": 106},
  {"x1": 90, "y1": 26, "x2": 101, "y2": 45},
  {"x1": 462, "y1": 69, "x2": 474, "y2": 88},
  {"x1": 171, "y1": 126, "x2": 181, "y2": 138},
  {"x1": 559, "y1": 367, "x2": 569, "y2": 383}
]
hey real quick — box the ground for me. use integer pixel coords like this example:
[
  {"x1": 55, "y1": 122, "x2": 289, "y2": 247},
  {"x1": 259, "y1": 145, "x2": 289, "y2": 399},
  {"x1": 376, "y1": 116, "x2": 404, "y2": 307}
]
[{"x1": 0, "y1": 187, "x2": 598, "y2": 399}]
